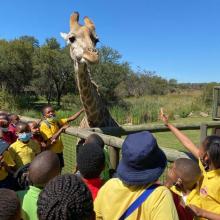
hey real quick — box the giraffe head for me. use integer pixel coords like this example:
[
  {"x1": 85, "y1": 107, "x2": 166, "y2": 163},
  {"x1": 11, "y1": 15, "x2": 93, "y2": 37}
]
[{"x1": 61, "y1": 12, "x2": 99, "y2": 64}]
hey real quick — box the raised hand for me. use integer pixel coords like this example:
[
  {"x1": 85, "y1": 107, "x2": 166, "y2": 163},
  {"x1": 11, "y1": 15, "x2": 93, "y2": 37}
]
[{"x1": 160, "y1": 108, "x2": 169, "y2": 125}]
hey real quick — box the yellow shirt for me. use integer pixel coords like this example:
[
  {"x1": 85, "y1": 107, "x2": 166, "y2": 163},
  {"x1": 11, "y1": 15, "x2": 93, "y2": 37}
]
[
  {"x1": 94, "y1": 178, "x2": 179, "y2": 220},
  {"x1": 40, "y1": 118, "x2": 67, "y2": 153},
  {"x1": 9, "y1": 140, "x2": 40, "y2": 170},
  {"x1": 198, "y1": 159, "x2": 220, "y2": 218},
  {"x1": 0, "y1": 151, "x2": 15, "y2": 180},
  {"x1": 170, "y1": 185, "x2": 201, "y2": 207}
]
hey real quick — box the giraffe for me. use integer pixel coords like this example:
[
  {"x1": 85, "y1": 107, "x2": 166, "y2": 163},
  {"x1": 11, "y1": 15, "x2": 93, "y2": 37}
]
[{"x1": 61, "y1": 12, "x2": 119, "y2": 168}]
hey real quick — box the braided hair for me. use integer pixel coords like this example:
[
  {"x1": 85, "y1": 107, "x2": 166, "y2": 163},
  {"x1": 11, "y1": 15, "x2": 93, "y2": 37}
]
[
  {"x1": 37, "y1": 174, "x2": 94, "y2": 220},
  {"x1": 0, "y1": 188, "x2": 21, "y2": 220}
]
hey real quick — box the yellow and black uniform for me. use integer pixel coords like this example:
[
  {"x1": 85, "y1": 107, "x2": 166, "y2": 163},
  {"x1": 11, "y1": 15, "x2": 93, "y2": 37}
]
[
  {"x1": 40, "y1": 119, "x2": 67, "y2": 153},
  {"x1": 0, "y1": 151, "x2": 15, "y2": 181},
  {"x1": 170, "y1": 184, "x2": 201, "y2": 207},
  {"x1": 40, "y1": 118, "x2": 67, "y2": 167},
  {"x1": 94, "y1": 178, "x2": 179, "y2": 220},
  {"x1": 197, "y1": 160, "x2": 220, "y2": 219},
  {"x1": 9, "y1": 140, "x2": 40, "y2": 170},
  {"x1": 0, "y1": 150, "x2": 17, "y2": 189}
]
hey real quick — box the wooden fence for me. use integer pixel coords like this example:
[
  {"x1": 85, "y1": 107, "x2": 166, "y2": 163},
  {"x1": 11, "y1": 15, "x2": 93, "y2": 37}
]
[{"x1": 20, "y1": 116, "x2": 220, "y2": 168}]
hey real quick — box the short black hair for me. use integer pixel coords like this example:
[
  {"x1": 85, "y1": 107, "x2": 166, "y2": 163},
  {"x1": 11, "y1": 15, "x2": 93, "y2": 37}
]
[
  {"x1": 0, "y1": 188, "x2": 21, "y2": 220},
  {"x1": 0, "y1": 113, "x2": 8, "y2": 121},
  {"x1": 37, "y1": 174, "x2": 94, "y2": 220},
  {"x1": 77, "y1": 143, "x2": 105, "y2": 179},
  {"x1": 175, "y1": 158, "x2": 201, "y2": 186},
  {"x1": 41, "y1": 105, "x2": 53, "y2": 115},
  {"x1": 29, "y1": 151, "x2": 60, "y2": 187},
  {"x1": 86, "y1": 134, "x2": 104, "y2": 149},
  {"x1": 203, "y1": 135, "x2": 220, "y2": 169},
  {"x1": 16, "y1": 121, "x2": 30, "y2": 133}
]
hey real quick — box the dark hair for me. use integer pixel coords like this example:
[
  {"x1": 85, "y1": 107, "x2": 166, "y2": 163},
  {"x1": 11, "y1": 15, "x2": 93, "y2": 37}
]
[
  {"x1": 175, "y1": 158, "x2": 201, "y2": 185},
  {"x1": 41, "y1": 105, "x2": 53, "y2": 115},
  {"x1": 203, "y1": 135, "x2": 220, "y2": 169},
  {"x1": 16, "y1": 121, "x2": 29, "y2": 133},
  {"x1": 77, "y1": 143, "x2": 105, "y2": 179},
  {"x1": 8, "y1": 113, "x2": 19, "y2": 121},
  {"x1": 86, "y1": 134, "x2": 104, "y2": 149},
  {"x1": 29, "y1": 151, "x2": 60, "y2": 187},
  {"x1": 0, "y1": 113, "x2": 8, "y2": 121},
  {"x1": 0, "y1": 188, "x2": 21, "y2": 220},
  {"x1": 37, "y1": 174, "x2": 94, "y2": 220}
]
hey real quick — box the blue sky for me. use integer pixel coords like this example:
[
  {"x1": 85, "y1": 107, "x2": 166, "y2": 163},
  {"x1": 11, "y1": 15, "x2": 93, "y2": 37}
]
[{"x1": 0, "y1": 0, "x2": 220, "y2": 83}]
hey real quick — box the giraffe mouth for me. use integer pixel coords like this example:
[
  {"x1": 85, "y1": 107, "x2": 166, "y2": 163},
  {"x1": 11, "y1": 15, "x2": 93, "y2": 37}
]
[{"x1": 82, "y1": 48, "x2": 99, "y2": 64}]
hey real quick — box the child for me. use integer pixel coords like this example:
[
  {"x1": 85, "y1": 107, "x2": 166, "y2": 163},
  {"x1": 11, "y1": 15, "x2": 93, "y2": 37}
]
[
  {"x1": 76, "y1": 134, "x2": 113, "y2": 182},
  {"x1": 8, "y1": 113, "x2": 20, "y2": 136},
  {"x1": 160, "y1": 108, "x2": 220, "y2": 216},
  {"x1": 37, "y1": 174, "x2": 94, "y2": 220},
  {"x1": 40, "y1": 105, "x2": 84, "y2": 168},
  {"x1": 0, "y1": 134, "x2": 17, "y2": 190},
  {"x1": 0, "y1": 188, "x2": 21, "y2": 220},
  {"x1": 77, "y1": 142, "x2": 105, "y2": 199},
  {"x1": 165, "y1": 158, "x2": 201, "y2": 220},
  {"x1": 188, "y1": 204, "x2": 220, "y2": 220},
  {"x1": 17, "y1": 150, "x2": 60, "y2": 220},
  {"x1": 9, "y1": 121, "x2": 40, "y2": 170},
  {"x1": 0, "y1": 115, "x2": 17, "y2": 144},
  {"x1": 28, "y1": 121, "x2": 47, "y2": 151}
]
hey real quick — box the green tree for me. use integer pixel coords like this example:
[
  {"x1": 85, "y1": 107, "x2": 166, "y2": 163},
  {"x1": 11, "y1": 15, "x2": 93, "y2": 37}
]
[
  {"x1": 91, "y1": 46, "x2": 131, "y2": 105},
  {"x1": 33, "y1": 39, "x2": 75, "y2": 106},
  {"x1": 0, "y1": 37, "x2": 36, "y2": 94}
]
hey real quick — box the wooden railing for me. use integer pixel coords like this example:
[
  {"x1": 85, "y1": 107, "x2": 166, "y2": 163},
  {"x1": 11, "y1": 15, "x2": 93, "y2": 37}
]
[{"x1": 20, "y1": 116, "x2": 220, "y2": 165}]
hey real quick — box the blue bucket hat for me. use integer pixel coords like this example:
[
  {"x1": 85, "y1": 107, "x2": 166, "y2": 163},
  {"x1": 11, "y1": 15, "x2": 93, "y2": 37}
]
[{"x1": 117, "y1": 131, "x2": 167, "y2": 185}]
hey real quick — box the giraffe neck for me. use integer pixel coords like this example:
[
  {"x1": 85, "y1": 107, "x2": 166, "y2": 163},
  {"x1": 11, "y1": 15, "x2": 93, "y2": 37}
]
[{"x1": 75, "y1": 61, "x2": 117, "y2": 127}]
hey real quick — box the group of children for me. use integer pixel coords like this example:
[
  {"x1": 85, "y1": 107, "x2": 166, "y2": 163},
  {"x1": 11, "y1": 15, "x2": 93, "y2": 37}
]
[{"x1": 0, "y1": 106, "x2": 220, "y2": 220}]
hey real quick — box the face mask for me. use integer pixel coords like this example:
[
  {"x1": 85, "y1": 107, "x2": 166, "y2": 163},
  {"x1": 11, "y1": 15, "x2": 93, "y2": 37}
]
[
  {"x1": 47, "y1": 115, "x2": 57, "y2": 123},
  {"x1": 18, "y1": 132, "x2": 32, "y2": 142},
  {"x1": 0, "y1": 127, "x2": 8, "y2": 132}
]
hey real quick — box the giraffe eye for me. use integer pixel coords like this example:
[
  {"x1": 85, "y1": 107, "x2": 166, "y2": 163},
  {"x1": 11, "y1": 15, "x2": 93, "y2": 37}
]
[
  {"x1": 69, "y1": 36, "x2": 75, "y2": 43},
  {"x1": 94, "y1": 38, "x2": 99, "y2": 45}
]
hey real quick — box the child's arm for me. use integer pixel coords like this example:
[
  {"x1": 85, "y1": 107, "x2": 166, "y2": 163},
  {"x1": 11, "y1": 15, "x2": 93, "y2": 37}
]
[
  {"x1": 160, "y1": 108, "x2": 199, "y2": 159},
  {"x1": 66, "y1": 108, "x2": 84, "y2": 123},
  {"x1": 50, "y1": 124, "x2": 69, "y2": 144},
  {"x1": 188, "y1": 205, "x2": 220, "y2": 220}
]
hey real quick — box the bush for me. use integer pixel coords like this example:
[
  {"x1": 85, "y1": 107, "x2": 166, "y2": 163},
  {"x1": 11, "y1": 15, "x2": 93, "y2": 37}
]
[{"x1": 0, "y1": 89, "x2": 18, "y2": 111}]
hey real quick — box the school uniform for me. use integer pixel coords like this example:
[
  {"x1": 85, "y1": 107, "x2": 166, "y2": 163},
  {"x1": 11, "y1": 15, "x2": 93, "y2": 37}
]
[
  {"x1": 9, "y1": 140, "x2": 40, "y2": 170},
  {"x1": 40, "y1": 118, "x2": 67, "y2": 167}
]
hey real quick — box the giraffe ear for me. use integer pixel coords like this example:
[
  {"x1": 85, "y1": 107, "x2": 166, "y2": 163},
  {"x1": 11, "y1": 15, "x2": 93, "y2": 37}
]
[
  {"x1": 84, "y1": 16, "x2": 95, "y2": 31},
  {"x1": 70, "y1": 12, "x2": 80, "y2": 32}
]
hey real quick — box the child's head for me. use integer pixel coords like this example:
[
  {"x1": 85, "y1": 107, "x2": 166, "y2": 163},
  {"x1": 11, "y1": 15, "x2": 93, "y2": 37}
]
[
  {"x1": 8, "y1": 113, "x2": 20, "y2": 125},
  {"x1": 166, "y1": 158, "x2": 201, "y2": 191},
  {"x1": 0, "y1": 112, "x2": 8, "y2": 120},
  {"x1": 28, "y1": 121, "x2": 40, "y2": 135},
  {"x1": 42, "y1": 105, "x2": 55, "y2": 119},
  {"x1": 85, "y1": 134, "x2": 104, "y2": 149},
  {"x1": 199, "y1": 135, "x2": 220, "y2": 170},
  {"x1": 37, "y1": 174, "x2": 94, "y2": 220},
  {"x1": 0, "y1": 117, "x2": 9, "y2": 133},
  {"x1": 0, "y1": 188, "x2": 21, "y2": 220},
  {"x1": 16, "y1": 121, "x2": 32, "y2": 142},
  {"x1": 29, "y1": 151, "x2": 60, "y2": 187},
  {"x1": 77, "y1": 143, "x2": 105, "y2": 179}
]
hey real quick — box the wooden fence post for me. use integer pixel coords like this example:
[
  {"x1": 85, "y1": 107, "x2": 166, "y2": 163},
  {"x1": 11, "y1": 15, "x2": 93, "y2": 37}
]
[{"x1": 200, "y1": 124, "x2": 208, "y2": 146}]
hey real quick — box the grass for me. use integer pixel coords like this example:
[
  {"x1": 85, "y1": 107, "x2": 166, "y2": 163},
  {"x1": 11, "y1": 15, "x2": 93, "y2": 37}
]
[
  {"x1": 61, "y1": 115, "x2": 213, "y2": 173},
  {"x1": 2, "y1": 91, "x2": 213, "y2": 173}
]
